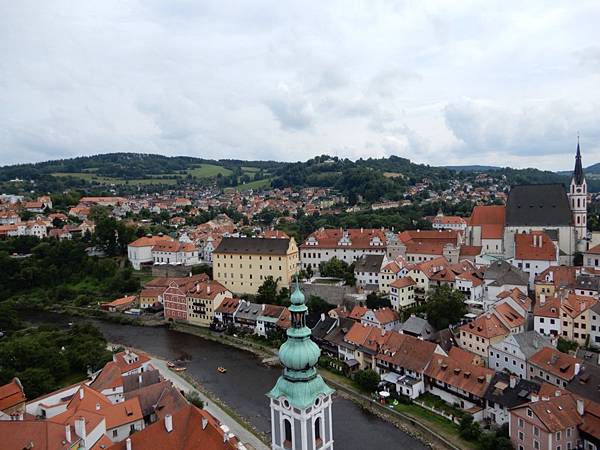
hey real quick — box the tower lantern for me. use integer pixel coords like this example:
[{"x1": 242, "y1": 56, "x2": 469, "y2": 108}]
[{"x1": 267, "y1": 281, "x2": 335, "y2": 450}]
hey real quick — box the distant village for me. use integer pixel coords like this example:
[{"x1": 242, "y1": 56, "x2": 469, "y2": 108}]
[{"x1": 4, "y1": 146, "x2": 600, "y2": 450}]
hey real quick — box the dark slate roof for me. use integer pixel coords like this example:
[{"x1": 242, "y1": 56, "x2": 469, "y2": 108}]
[
  {"x1": 354, "y1": 254, "x2": 385, "y2": 273},
  {"x1": 122, "y1": 369, "x2": 162, "y2": 393},
  {"x1": 323, "y1": 318, "x2": 354, "y2": 347},
  {"x1": 576, "y1": 274, "x2": 600, "y2": 292},
  {"x1": 311, "y1": 316, "x2": 337, "y2": 341},
  {"x1": 566, "y1": 363, "x2": 600, "y2": 404},
  {"x1": 505, "y1": 184, "x2": 572, "y2": 227},
  {"x1": 512, "y1": 331, "x2": 553, "y2": 359},
  {"x1": 484, "y1": 372, "x2": 541, "y2": 409},
  {"x1": 483, "y1": 260, "x2": 529, "y2": 287},
  {"x1": 214, "y1": 237, "x2": 291, "y2": 255},
  {"x1": 401, "y1": 316, "x2": 436, "y2": 340},
  {"x1": 573, "y1": 141, "x2": 584, "y2": 185}
]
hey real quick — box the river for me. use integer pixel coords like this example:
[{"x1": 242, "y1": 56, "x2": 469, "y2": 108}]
[{"x1": 25, "y1": 312, "x2": 426, "y2": 450}]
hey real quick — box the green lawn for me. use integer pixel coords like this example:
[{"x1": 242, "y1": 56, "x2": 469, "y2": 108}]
[
  {"x1": 241, "y1": 166, "x2": 260, "y2": 173},
  {"x1": 186, "y1": 164, "x2": 232, "y2": 178},
  {"x1": 234, "y1": 177, "x2": 273, "y2": 191}
]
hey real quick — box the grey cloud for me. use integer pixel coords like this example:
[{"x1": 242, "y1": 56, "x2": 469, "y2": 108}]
[
  {"x1": 444, "y1": 99, "x2": 600, "y2": 156},
  {"x1": 266, "y1": 84, "x2": 315, "y2": 131}
]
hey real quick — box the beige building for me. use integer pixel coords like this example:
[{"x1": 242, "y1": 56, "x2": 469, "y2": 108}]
[
  {"x1": 186, "y1": 280, "x2": 232, "y2": 327},
  {"x1": 559, "y1": 293, "x2": 596, "y2": 346},
  {"x1": 458, "y1": 313, "x2": 510, "y2": 363},
  {"x1": 213, "y1": 237, "x2": 299, "y2": 295}
]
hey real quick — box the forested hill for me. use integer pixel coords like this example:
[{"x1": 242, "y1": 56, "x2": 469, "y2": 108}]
[{"x1": 0, "y1": 152, "x2": 594, "y2": 197}]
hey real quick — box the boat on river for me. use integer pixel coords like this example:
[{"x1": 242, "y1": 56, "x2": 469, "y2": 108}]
[{"x1": 217, "y1": 366, "x2": 227, "y2": 373}]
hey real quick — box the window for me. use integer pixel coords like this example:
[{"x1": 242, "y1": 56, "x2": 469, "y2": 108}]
[
  {"x1": 113, "y1": 430, "x2": 118, "y2": 438},
  {"x1": 284, "y1": 418, "x2": 292, "y2": 449},
  {"x1": 315, "y1": 417, "x2": 322, "y2": 446}
]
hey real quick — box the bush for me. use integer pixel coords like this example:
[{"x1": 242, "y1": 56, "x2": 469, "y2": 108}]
[
  {"x1": 458, "y1": 415, "x2": 481, "y2": 441},
  {"x1": 354, "y1": 369, "x2": 380, "y2": 393},
  {"x1": 186, "y1": 391, "x2": 205, "y2": 409}
]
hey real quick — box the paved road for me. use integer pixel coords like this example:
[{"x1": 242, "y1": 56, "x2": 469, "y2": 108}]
[{"x1": 150, "y1": 356, "x2": 269, "y2": 450}]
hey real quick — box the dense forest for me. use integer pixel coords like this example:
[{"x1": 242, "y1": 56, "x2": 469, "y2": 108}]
[{"x1": 1, "y1": 152, "x2": 597, "y2": 198}]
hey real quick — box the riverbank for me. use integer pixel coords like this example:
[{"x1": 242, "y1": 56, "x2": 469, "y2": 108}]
[
  {"x1": 170, "y1": 322, "x2": 470, "y2": 450},
  {"x1": 120, "y1": 346, "x2": 269, "y2": 450}
]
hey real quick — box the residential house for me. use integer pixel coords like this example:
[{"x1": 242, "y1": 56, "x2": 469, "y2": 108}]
[
  {"x1": 376, "y1": 332, "x2": 445, "y2": 399},
  {"x1": 360, "y1": 307, "x2": 400, "y2": 331},
  {"x1": 528, "y1": 347, "x2": 583, "y2": 388},
  {"x1": 128, "y1": 235, "x2": 174, "y2": 270},
  {"x1": 584, "y1": 243, "x2": 600, "y2": 269},
  {"x1": 233, "y1": 301, "x2": 263, "y2": 333},
  {"x1": 299, "y1": 228, "x2": 387, "y2": 272},
  {"x1": 354, "y1": 254, "x2": 386, "y2": 290},
  {"x1": 511, "y1": 232, "x2": 559, "y2": 288},
  {"x1": 101, "y1": 295, "x2": 138, "y2": 313},
  {"x1": 186, "y1": 281, "x2": 232, "y2": 328},
  {"x1": 509, "y1": 394, "x2": 585, "y2": 450},
  {"x1": 488, "y1": 331, "x2": 552, "y2": 379},
  {"x1": 152, "y1": 241, "x2": 199, "y2": 267},
  {"x1": 534, "y1": 265, "x2": 579, "y2": 302},
  {"x1": 484, "y1": 373, "x2": 542, "y2": 426},
  {"x1": 214, "y1": 297, "x2": 241, "y2": 327},
  {"x1": 389, "y1": 277, "x2": 417, "y2": 311},
  {"x1": 482, "y1": 260, "x2": 529, "y2": 310},
  {"x1": 425, "y1": 355, "x2": 494, "y2": 420},
  {"x1": 560, "y1": 293, "x2": 597, "y2": 346},
  {"x1": 139, "y1": 287, "x2": 165, "y2": 310},
  {"x1": 534, "y1": 295, "x2": 562, "y2": 338},
  {"x1": 0, "y1": 378, "x2": 26, "y2": 420},
  {"x1": 399, "y1": 315, "x2": 436, "y2": 341},
  {"x1": 575, "y1": 274, "x2": 600, "y2": 299},
  {"x1": 107, "y1": 404, "x2": 243, "y2": 450},
  {"x1": 378, "y1": 258, "x2": 406, "y2": 294},
  {"x1": 465, "y1": 205, "x2": 505, "y2": 255},
  {"x1": 458, "y1": 313, "x2": 510, "y2": 363}
]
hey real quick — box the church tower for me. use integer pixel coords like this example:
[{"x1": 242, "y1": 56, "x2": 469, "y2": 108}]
[
  {"x1": 568, "y1": 138, "x2": 587, "y2": 245},
  {"x1": 267, "y1": 283, "x2": 334, "y2": 450}
]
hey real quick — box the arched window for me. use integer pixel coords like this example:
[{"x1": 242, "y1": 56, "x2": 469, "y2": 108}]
[
  {"x1": 284, "y1": 419, "x2": 292, "y2": 448},
  {"x1": 315, "y1": 417, "x2": 322, "y2": 445}
]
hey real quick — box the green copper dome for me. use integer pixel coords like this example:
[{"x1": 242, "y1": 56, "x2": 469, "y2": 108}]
[
  {"x1": 267, "y1": 279, "x2": 334, "y2": 409},
  {"x1": 290, "y1": 282, "x2": 305, "y2": 305}
]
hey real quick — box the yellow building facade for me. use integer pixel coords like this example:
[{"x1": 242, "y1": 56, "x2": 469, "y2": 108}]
[{"x1": 213, "y1": 237, "x2": 299, "y2": 295}]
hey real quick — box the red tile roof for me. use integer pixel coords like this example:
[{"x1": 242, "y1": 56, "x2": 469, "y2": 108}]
[
  {"x1": 425, "y1": 355, "x2": 493, "y2": 398},
  {"x1": 302, "y1": 228, "x2": 386, "y2": 249},
  {"x1": 0, "y1": 378, "x2": 25, "y2": 411},
  {"x1": 515, "y1": 231, "x2": 557, "y2": 261},
  {"x1": 390, "y1": 277, "x2": 416, "y2": 289},
  {"x1": 129, "y1": 235, "x2": 174, "y2": 248},
  {"x1": 460, "y1": 313, "x2": 509, "y2": 339},
  {"x1": 108, "y1": 404, "x2": 240, "y2": 450},
  {"x1": 528, "y1": 347, "x2": 582, "y2": 381}
]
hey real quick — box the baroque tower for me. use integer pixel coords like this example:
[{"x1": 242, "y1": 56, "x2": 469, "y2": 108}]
[
  {"x1": 568, "y1": 138, "x2": 587, "y2": 245},
  {"x1": 267, "y1": 283, "x2": 334, "y2": 450}
]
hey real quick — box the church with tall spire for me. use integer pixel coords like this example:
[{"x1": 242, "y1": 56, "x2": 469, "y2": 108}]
[
  {"x1": 568, "y1": 137, "x2": 588, "y2": 250},
  {"x1": 267, "y1": 282, "x2": 335, "y2": 450}
]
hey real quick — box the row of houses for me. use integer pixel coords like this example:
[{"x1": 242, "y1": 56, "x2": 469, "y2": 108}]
[{"x1": 0, "y1": 349, "x2": 245, "y2": 450}]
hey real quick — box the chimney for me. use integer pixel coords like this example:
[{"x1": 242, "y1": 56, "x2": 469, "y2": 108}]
[
  {"x1": 202, "y1": 417, "x2": 208, "y2": 429},
  {"x1": 577, "y1": 399, "x2": 585, "y2": 416},
  {"x1": 575, "y1": 363, "x2": 581, "y2": 376},
  {"x1": 126, "y1": 438, "x2": 132, "y2": 450},
  {"x1": 138, "y1": 374, "x2": 143, "y2": 385},
  {"x1": 207, "y1": 285, "x2": 211, "y2": 295},
  {"x1": 79, "y1": 388, "x2": 84, "y2": 400},
  {"x1": 321, "y1": 313, "x2": 325, "y2": 322},
  {"x1": 555, "y1": 390, "x2": 561, "y2": 397},
  {"x1": 165, "y1": 414, "x2": 173, "y2": 433},
  {"x1": 509, "y1": 376, "x2": 517, "y2": 388},
  {"x1": 196, "y1": 283, "x2": 200, "y2": 293},
  {"x1": 531, "y1": 394, "x2": 539, "y2": 402},
  {"x1": 75, "y1": 417, "x2": 87, "y2": 439},
  {"x1": 65, "y1": 425, "x2": 72, "y2": 443}
]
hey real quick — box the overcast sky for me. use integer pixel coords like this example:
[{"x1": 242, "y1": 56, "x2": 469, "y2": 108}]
[{"x1": 1, "y1": 1, "x2": 600, "y2": 170}]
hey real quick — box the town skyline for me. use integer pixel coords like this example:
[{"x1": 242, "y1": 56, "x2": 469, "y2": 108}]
[{"x1": 2, "y1": 1, "x2": 600, "y2": 170}]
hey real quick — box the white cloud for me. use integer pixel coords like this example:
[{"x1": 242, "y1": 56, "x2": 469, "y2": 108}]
[{"x1": 1, "y1": 0, "x2": 600, "y2": 169}]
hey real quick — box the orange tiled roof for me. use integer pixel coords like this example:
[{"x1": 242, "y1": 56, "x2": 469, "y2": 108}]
[
  {"x1": 390, "y1": 277, "x2": 416, "y2": 289},
  {"x1": 0, "y1": 378, "x2": 25, "y2": 411},
  {"x1": 129, "y1": 235, "x2": 174, "y2": 248},
  {"x1": 460, "y1": 313, "x2": 509, "y2": 339},
  {"x1": 425, "y1": 355, "x2": 493, "y2": 398},
  {"x1": 515, "y1": 231, "x2": 557, "y2": 261},
  {"x1": 528, "y1": 347, "x2": 582, "y2": 381}
]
